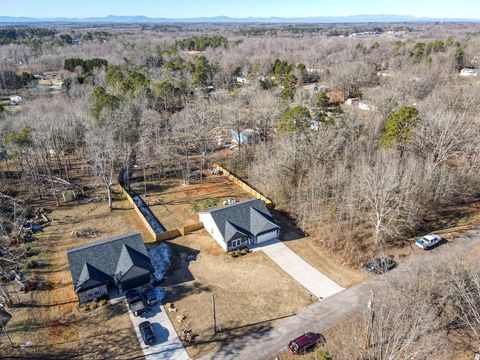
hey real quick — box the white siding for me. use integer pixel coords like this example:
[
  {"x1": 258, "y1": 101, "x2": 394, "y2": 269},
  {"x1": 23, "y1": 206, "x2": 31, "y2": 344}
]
[{"x1": 198, "y1": 213, "x2": 227, "y2": 251}]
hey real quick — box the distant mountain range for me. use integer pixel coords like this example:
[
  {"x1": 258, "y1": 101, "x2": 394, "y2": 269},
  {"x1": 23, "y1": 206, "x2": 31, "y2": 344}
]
[{"x1": 0, "y1": 14, "x2": 479, "y2": 24}]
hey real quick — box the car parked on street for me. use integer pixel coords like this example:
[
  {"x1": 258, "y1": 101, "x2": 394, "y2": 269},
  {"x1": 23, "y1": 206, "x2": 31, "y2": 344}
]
[
  {"x1": 415, "y1": 234, "x2": 442, "y2": 250},
  {"x1": 365, "y1": 257, "x2": 398, "y2": 275},
  {"x1": 142, "y1": 285, "x2": 158, "y2": 306},
  {"x1": 139, "y1": 321, "x2": 156, "y2": 345},
  {"x1": 288, "y1": 332, "x2": 323, "y2": 354}
]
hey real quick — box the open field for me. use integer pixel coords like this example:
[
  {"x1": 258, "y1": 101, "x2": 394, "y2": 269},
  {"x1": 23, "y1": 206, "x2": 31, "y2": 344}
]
[
  {"x1": 163, "y1": 230, "x2": 316, "y2": 359},
  {"x1": 0, "y1": 189, "x2": 147, "y2": 359},
  {"x1": 130, "y1": 174, "x2": 254, "y2": 230}
]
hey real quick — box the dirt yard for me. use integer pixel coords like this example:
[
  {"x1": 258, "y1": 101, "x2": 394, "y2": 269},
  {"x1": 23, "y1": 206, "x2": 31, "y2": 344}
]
[
  {"x1": 130, "y1": 174, "x2": 254, "y2": 230},
  {"x1": 0, "y1": 188, "x2": 147, "y2": 359},
  {"x1": 162, "y1": 229, "x2": 316, "y2": 359}
]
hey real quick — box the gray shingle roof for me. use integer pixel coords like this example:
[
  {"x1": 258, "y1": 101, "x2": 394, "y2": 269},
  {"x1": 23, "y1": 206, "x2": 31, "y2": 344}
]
[
  {"x1": 67, "y1": 232, "x2": 153, "y2": 292},
  {"x1": 115, "y1": 244, "x2": 154, "y2": 282},
  {"x1": 201, "y1": 199, "x2": 279, "y2": 242},
  {"x1": 76, "y1": 262, "x2": 113, "y2": 292}
]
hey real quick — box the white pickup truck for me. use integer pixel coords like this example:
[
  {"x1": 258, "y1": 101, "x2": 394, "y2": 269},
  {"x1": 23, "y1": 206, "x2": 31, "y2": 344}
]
[{"x1": 415, "y1": 234, "x2": 442, "y2": 250}]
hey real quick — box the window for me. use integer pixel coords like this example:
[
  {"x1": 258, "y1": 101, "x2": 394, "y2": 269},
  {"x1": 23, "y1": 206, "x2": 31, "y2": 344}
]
[{"x1": 86, "y1": 287, "x2": 101, "y2": 298}]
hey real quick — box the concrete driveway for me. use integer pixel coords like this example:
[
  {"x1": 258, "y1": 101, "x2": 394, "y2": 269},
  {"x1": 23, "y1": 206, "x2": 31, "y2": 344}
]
[
  {"x1": 252, "y1": 239, "x2": 344, "y2": 299},
  {"x1": 128, "y1": 302, "x2": 190, "y2": 360}
]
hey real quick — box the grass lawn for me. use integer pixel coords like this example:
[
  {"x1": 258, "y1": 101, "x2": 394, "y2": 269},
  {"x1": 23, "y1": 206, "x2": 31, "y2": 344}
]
[
  {"x1": 0, "y1": 189, "x2": 146, "y2": 359},
  {"x1": 130, "y1": 174, "x2": 254, "y2": 230},
  {"x1": 162, "y1": 229, "x2": 316, "y2": 359}
]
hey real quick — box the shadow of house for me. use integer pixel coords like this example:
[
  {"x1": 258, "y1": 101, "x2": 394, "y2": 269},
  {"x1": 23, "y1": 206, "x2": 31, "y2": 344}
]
[
  {"x1": 271, "y1": 209, "x2": 306, "y2": 241},
  {"x1": 162, "y1": 242, "x2": 200, "y2": 287}
]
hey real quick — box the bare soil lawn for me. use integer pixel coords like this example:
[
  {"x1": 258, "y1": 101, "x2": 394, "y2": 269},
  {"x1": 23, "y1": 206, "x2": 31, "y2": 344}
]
[
  {"x1": 162, "y1": 229, "x2": 315, "y2": 359},
  {"x1": 0, "y1": 188, "x2": 147, "y2": 359},
  {"x1": 131, "y1": 174, "x2": 254, "y2": 230}
]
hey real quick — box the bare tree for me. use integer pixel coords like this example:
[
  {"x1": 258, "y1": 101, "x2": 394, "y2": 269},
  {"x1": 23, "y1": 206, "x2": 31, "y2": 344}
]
[{"x1": 85, "y1": 128, "x2": 119, "y2": 210}]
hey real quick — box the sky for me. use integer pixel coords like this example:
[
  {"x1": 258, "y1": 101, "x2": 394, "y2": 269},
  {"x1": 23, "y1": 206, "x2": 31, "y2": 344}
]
[{"x1": 2, "y1": 0, "x2": 480, "y2": 19}]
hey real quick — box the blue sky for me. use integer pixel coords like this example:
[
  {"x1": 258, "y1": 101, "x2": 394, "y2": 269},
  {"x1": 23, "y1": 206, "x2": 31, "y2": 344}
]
[{"x1": 2, "y1": 0, "x2": 480, "y2": 19}]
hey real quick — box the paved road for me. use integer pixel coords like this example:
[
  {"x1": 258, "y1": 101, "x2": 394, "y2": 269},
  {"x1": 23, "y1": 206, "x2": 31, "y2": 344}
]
[
  {"x1": 252, "y1": 239, "x2": 344, "y2": 299},
  {"x1": 128, "y1": 302, "x2": 190, "y2": 360},
  {"x1": 202, "y1": 228, "x2": 480, "y2": 360}
]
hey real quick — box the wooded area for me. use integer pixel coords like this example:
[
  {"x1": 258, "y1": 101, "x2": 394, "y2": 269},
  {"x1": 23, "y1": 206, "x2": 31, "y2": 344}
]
[{"x1": 0, "y1": 21, "x2": 480, "y2": 358}]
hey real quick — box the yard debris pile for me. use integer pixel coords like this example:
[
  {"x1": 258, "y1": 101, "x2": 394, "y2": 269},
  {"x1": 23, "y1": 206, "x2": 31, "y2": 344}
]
[
  {"x1": 180, "y1": 328, "x2": 195, "y2": 344},
  {"x1": 148, "y1": 243, "x2": 171, "y2": 281},
  {"x1": 147, "y1": 199, "x2": 163, "y2": 206},
  {"x1": 167, "y1": 303, "x2": 178, "y2": 312},
  {"x1": 71, "y1": 228, "x2": 100, "y2": 238}
]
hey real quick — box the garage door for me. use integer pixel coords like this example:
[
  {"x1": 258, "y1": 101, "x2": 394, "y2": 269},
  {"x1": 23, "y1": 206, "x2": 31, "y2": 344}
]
[
  {"x1": 120, "y1": 273, "x2": 151, "y2": 291},
  {"x1": 256, "y1": 230, "x2": 278, "y2": 244}
]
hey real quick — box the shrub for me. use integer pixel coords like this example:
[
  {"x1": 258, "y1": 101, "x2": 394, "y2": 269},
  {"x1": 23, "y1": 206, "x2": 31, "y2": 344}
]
[
  {"x1": 240, "y1": 248, "x2": 249, "y2": 255},
  {"x1": 89, "y1": 302, "x2": 97, "y2": 310},
  {"x1": 314, "y1": 347, "x2": 333, "y2": 360},
  {"x1": 98, "y1": 299, "x2": 107, "y2": 307}
]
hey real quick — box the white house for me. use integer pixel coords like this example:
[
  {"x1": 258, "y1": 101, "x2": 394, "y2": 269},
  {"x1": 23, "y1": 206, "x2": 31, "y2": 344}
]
[
  {"x1": 236, "y1": 77, "x2": 251, "y2": 85},
  {"x1": 460, "y1": 68, "x2": 478, "y2": 77},
  {"x1": 9, "y1": 95, "x2": 22, "y2": 105},
  {"x1": 345, "y1": 98, "x2": 361, "y2": 106},
  {"x1": 358, "y1": 102, "x2": 378, "y2": 112},
  {"x1": 345, "y1": 98, "x2": 377, "y2": 112},
  {"x1": 198, "y1": 199, "x2": 280, "y2": 252}
]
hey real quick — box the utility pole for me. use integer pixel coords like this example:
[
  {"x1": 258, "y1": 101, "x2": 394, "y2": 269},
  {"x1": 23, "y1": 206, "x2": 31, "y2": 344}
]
[
  {"x1": 365, "y1": 291, "x2": 375, "y2": 351},
  {"x1": 211, "y1": 294, "x2": 217, "y2": 334}
]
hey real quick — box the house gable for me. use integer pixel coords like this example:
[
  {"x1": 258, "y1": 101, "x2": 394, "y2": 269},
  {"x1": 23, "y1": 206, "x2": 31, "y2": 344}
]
[{"x1": 67, "y1": 232, "x2": 154, "y2": 294}]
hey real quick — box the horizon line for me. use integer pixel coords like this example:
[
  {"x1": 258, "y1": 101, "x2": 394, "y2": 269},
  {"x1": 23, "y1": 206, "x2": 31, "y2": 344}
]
[{"x1": 0, "y1": 14, "x2": 479, "y2": 22}]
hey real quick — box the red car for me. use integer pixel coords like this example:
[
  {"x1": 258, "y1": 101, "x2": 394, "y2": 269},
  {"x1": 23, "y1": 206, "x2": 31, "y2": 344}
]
[{"x1": 288, "y1": 332, "x2": 323, "y2": 354}]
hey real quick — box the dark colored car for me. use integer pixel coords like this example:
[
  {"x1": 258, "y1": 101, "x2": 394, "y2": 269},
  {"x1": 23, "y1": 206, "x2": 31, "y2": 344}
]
[
  {"x1": 125, "y1": 289, "x2": 142, "y2": 305},
  {"x1": 126, "y1": 289, "x2": 145, "y2": 316},
  {"x1": 142, "y1": 285, "x2": 158, "y2": 306},
  {"x1": 130, "y1": 300, "x2": 146, "y2": 317},
  {"x1": 139, "y1": 321, "x2": 156, "y2": 345},
  {"x1": 288, "y1": 332, "x2": 322, "y2": 354},
  {"x1": 365, "y1": 257, "x2": 398, "y2": 275}
]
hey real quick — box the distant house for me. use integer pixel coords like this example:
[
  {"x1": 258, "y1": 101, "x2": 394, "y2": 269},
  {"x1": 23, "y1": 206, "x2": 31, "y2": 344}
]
[
  {"x1": 377, "y1": 71, "x2": 392, "y2": 78},
  {"x1": 236, "y1": 77, "x2": 251, "y2": 85},
  {"x1": 460, "y1": 68, "x2": 478, "y2": 77},
  {"x1": 231, "y1": 128, "x2": 257, "y2": 145},
  {"x1": 358, "y1": 102, "x2": 378, "y2": 112},
  {"x1": 345, "y1": 98, "x2": 377, "y2": 112},
  {"x1": 345, "y1": 98, "x2": 361, "y2": 106},
  {"x1": 67, "y1": 232, "x2": 154, "y2": 304},
  {"x1": 198, "y1": 199, "x2": 280, "y2": 252},
  {"x1": 9, "y1": 96, "x2": 22, "y2": 105}
]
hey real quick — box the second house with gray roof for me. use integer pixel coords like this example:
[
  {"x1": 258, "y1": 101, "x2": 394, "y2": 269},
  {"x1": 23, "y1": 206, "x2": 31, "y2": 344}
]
[{"x1": 198, "y1": 199, "x2": 280, "y2": 251}]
